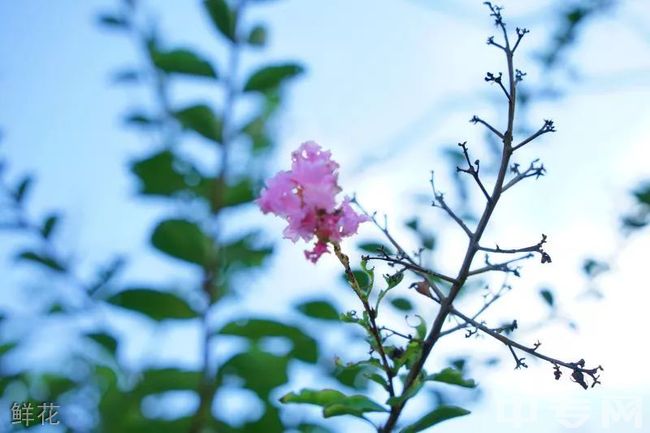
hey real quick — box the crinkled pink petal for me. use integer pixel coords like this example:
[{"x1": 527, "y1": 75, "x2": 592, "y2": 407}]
[
  {"x1": 338, "y1": 198, "x2": 369, "y2": 237},
  {"x1": 258, "y1": 141, "x2": 368, "y2": 262},
  {"x1": 304, "y1": 241, "x2": 329, "y2": 263},
  {"x1": 257, "y1": 171, "x2": 301, "y2": 217}
]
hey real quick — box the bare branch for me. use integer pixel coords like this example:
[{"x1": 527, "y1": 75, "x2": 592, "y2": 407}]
[
  {"x1": 470, "y1": 115, "x2": 504, "y2": 139},
  {"x1": 468, "y1": 253, "x2": 533, "y2": 277},
  {"x1": 363, "y1": 255, "x2": 457, "y2": 285},
  {"x1": 456, "y1": 142, "x2": 492, "y2": 202},
  {"x1": 479, "y1": 234, "x2": 551, "y2": 264},
  {"x1": 430, "y1": 172, "x2": 473, "y2": 237},
  {"x1": 501, "y1": 159, "x2": 546, "y2": 192},
  {"x1": 512, "y1": 119, "x2": 556, "y2": 152}
]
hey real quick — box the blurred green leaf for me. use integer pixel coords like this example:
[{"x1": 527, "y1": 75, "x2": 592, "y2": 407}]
[
  {"x1": 175, "y1": 104, "x2": 223, "y2": 144},
  {"x1": 87, "y1": 332, "x2": 118, "y2": 356},
  {"x1": 243, "y1": 63, "x2": 304, "y2": 93},
  {"x1": 106, "y1": 288, "x2": 198, "y2": 321},
  {"x1": 15, "y1": 251, "x2": 66, "y2": 273},
  {"x1": 401, "y1": 406, "x2": 470, "y2": 433},
  {"x1": 539, "y1": 288, "x2": 555, "y2": 308},
  {"x1": 204, "y1": 0, "x2": 237, "y2": 42},
  {"x1": 390, "y1": 297, "x2": 413, "y2": 312},
  {"x1": 219, "y1": 318, "x2": 318, "y2": 363},
  {"x1": 222, "y1": 348, "x2": 288, "y2": 398},
  {"x1": 151, "y1": 47, "x2": 217, "y2": 78},
  {"x1": 40, "y1": 213, "x2": 60, "y2": 239},
  {"x1": 14, "y1": 175, "x2": 33, "y2": 203},
  {"x1": 358, "y1": 242, "x2": 394, "y2": 255},
  {"x1": 97, "y1": 13, "x2": 129, "y2": 29},
  {"x1": 222, "y1": 178, "x2": 256, "y2": 208},
  {"x1": 280, "y1": 388, "x2": 387, "y2": 419},
  {"x1": 295, "y1": 299, "x2": 339, "y2": 321},
  {"x1": 151, "y1": 218, "x2": 215, "y2": 266},
  {"x1": 248, "y1": 24, "x2": 267, "y2": 47},
  {"x1": 124, "y1": 111, "x2": 159, "y2": 128},
  {"x1": 426, "y1": 367, "x2": 477, "y2": 388},
  {"x1": 132, "y1": 368, "x2": 201, "y2": 397},
  {"x1": 131, "y1": 151, "x2": 186, "y2": 196},
  {"x1": 297, "y1": 423, "x2": 334, "y2": 433},
  {"x1": 634, "y1": 184, "x2": 650, "y2": 205},
  {"x1": 222, "y1": 232, "x2": 272, "y2": 269}
]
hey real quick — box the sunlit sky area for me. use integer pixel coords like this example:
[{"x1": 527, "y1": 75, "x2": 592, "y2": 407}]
[{"x1": 1, "y1": 0, "x2": 650, "y2": 432}]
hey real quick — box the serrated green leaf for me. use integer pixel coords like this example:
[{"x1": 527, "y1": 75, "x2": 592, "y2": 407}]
[
  {"x1": 174, "y1": 104, "x2": 223, "y2": 143},
  {"x1": 150, "y1": 218, "x2": 216, "y2": 266},
  {"x1": 426, "y1": 367, "x2": 477, "y2": 388},
  {"x1": 400, "y1": 405, "x2": 471, "y2": 433},
  {"x1": 218, "y1": 318, "x2": 318, "y2": 363},
  {"x1": 203, "y1": 0, "x2": 236, "y2": 42},
  {"x1": 296, "y1": 300, "x2": 339, "y2": 321},
  {"x1": 243, "y1": 63, "x2": 304, "y2": 93},
  {"x1": 106, "y1": 288, "x2": 198, "y2": 321}
]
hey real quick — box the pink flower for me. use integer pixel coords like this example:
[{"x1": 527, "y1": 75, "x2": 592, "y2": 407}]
[{"x1": 257, "y1": 141, "x2": 368, "y2": 262}]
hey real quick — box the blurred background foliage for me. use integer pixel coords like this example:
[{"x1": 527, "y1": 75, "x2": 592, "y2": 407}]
[{"x1": 0, "y1": 0, "x2": 647, "y2": 432}]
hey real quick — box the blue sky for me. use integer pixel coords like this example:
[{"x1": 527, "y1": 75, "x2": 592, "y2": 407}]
[{"x1": 1, "y1": 0, "x2": 650, "y2": 432}]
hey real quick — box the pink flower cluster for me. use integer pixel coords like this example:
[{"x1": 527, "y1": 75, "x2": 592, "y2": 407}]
[{"x1": 257, "y1": 141, "x2": 368, "y2": 262}]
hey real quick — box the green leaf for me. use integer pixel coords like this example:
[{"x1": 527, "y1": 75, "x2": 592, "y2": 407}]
[
  {"x1": 97, "y1": 13, "x2": 129, "y2": 29},
  {"x1": 426, "y1": 367, "x2": 477, "y2": 388},
  {"x1": 539, "y1": 288, "x2": 555, "y2": 308},
  {"x1": 86, "y1": 332, "x2": 118, "y2": 356},
  {"x1": 411, "y1": 315, "x2": 427, "y2": 340},
  {"x1": 297, "y1": 423, "x2": 334, "y2": 433},
  {"x1": 14, "y1": 175, "x2": 33, "y2": 203},
  {"x1": 384, "y1": 271, "x2": 404, "y2": 290},
  {"x1": 358, "y1": 242, "x2": 394, "y2": 255},
  {"x1": 219, "y1": 318, "x2": 318, "y2": 363},
  {"x1": 106, "y1": 288, "x2": 198, "y2": 321},
  {"x1": 295, "y1": 300, "x2": 339, "y2": 321},
  {"x1": 222, "y1": 348, "x2": 289, "y2": 397},
  {"x1": 222, "y1": 232, "x2": 272, "y2": 269},
  {"x1": 150, "y1": 218, "x2": 216, "y2": 266},
  {"x1": 401, "y1": 406, "x2": 471, "y2": 433},
  {"x1": 131, "y1": 151, "x2": 187, "y2": 196},
  {"x1": 175, "y1": 104, "x2": 223, "y2": 143},
  {"x1": 151, "y1": 47, "x2": 217, "y2": 78},
  {"x1": 243, "y1": 63, "x2": 304, "y2": 93},
  {"x1": 41, "y1": 213, "x2": 60, "y2": 239},
  {"x1": 203, "y1": 0, "x2": 237, "y2": 42},
  {"x1": 390, "y1": 297, "x2": 413, "y2": 312},
  {"x1": 248, "y1": 24, "x2": 267, "y2": 47},
  {"x1": 133, "y1": 368, "x2": 201, "y2": 397},
  {"x1": 222, "y1": 179, "x2": 255, "y2": 208},
  {"x1": 124, "y1": 111, "x2": 159, "y2": 127},
  {"x1": 634, "y1": 184, "x2": 650, "y2": 205},
  {"x1": 15, "y1": 251, "x2": 66, "y2": 272},
  {"x1": 280, "y1": 389, "x2": 387, "y2": 419}
]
